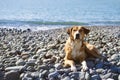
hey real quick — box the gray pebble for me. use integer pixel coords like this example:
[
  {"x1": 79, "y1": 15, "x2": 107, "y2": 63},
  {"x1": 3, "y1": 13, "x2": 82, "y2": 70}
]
[
  {"x1": 62, "y1": 76, "x2": 71, "y2": 80},
  {"x1": 16, "y1": 59, "x2": 26, "y2": 66},
  {"x1": 48, "y1": 71, "x2": 59, "y2": 79},
  {"x1": 102, "y1": 73, "x2": 112, "y2": 79},
  {"x1": 54, "y1": 63, "x2": 62, "y2": 70},
  {"x1": 96, "y1": 68, "x2": 105, "y2": 74},
  {"x1": 36, "y1": 49, "x2": 47, "y2": 54},
  {"x1": 26, "y1": 59, "x2": 36, "y2": 66},
  {"x1": 111, "y1": 54, "x2": 120, "y2": 61},
  {"x1": 4, "y1": 70, "x2": 20, "y2": 80},
  {"x1": 5, "y1": 66, "x2": 24, "y2": 71},
  {"x1": 91, "y1": 74, "x2": 101, "y2": 80},
  {"x1": 118, "y1": 75, "x2": 120, "y2": 80}
]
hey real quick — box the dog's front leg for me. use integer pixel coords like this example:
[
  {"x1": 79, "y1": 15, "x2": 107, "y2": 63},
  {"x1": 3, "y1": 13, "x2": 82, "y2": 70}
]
[
  {"x1": 81, "y1": 60, "x2": 88, "y2": 71},
  {"x1": 64, "y1": 59, "x2": 77, "y2": 72}
]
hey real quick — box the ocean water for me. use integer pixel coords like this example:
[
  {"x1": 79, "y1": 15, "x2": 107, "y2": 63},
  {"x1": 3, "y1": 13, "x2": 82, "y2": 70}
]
[{"x1": 0, "y1": 0, "x2": 120, "y2": 30}]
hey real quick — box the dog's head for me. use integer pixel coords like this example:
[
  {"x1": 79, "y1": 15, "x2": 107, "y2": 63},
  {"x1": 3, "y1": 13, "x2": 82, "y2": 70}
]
[{"x1": 67, "y1": 26, "x2": 90, "y2": 41}]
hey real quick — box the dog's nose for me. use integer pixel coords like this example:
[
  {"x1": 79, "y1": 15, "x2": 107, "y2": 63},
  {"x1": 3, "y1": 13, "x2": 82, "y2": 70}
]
[{"x1": 76, "y1": 34, "x2": 80, "y2": 39}]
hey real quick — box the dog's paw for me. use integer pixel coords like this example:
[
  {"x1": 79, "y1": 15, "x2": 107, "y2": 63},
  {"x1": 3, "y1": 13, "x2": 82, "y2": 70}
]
[
  {"x1": 82, "y1": 66, "x2": 88, "y2": 72},
  {"x1": 71, "y1": 66, "x2": 77, "y2": 72}
]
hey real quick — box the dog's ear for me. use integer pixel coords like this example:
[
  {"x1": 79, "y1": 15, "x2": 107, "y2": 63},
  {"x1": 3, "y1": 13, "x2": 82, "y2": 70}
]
[
  {"x1": 67, "y1": 27, "x2": 73, "y2": 35},
  {"x1": 82, "y1": 27, "x2": 90, "y2": 35}
]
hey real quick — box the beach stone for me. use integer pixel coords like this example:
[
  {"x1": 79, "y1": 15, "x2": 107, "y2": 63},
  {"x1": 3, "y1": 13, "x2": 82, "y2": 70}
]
[
  {"x1": 118, "y1": 68, "x2": 120, "y2": 74},
  {"x1": 89, "y1": 69, "x2": 96, "y2": 75},
  {"x1": 96, "y1": 68, "x2": 105, "y2": 74},
  {"x1": 107, "y1": 43, "x2": 113, "y2": 47},
  {"x1": 26, "y1": 66, "x2": 35, "y2": 72},
  {"x1": 54, "y1": 63, "x2": 62, "y2": 70},
  {"x1": 59, "y1": 53, "x2": 65, "y2": 59},
  {"x1": 62, "y1": 76, "x2": 71, "y2": 80},
  {"x1": 87, "y1": 61, "x2": 95, "y2": 68},
  {"x1": 49, "y1": 68, "x2": 55, "y2": 73},
  {"x1": 5, "y1": 66, "x2": 24, "y2": 71},
  {"x1": 48, "y1": 44, "x2": 57, "y2": 49},
  {"x1": 32, "y1": 55, "x2": 39, "y2": 59},
  {"x1": 7, "y1": 50, "x2": 17, "y2": 56},
  {"x1": 107, "y1": 78, "x2": 114, "y2": 80},
  {"x1": 45, "y1": 51, "x2": 53, "y2": 58},
  {"x1": 22, "y1": 77, "x2": 32, "y2": 80},
  {"x1": 95, "y1": 62, "x2": 104, "y2": 68},
  {"x1": 21, "y1": 52, "x2": 30, "y2": 59},
  {"x1": 16, "y1": 59, "x2": 26, "y2": 66},
  {"x1": 24, "y1": 73, "x2": 32, "y2": 78},
  {"x1": 91, "y1": 74, "x2": 101, "y2": 80},
  {"x1": 20, "y1": 73, "x2": 25, "y2": 79},
  {"x1": 38, "y1": 65, "x2": 50, "y2": 70},
  {"x1": 26, "y1": 59, "x2": 36, "y2": 66},
  {"x1": 111, "y1": 54, "x2": 120, "y2": 61},
  {"x1": 0, "y1": 71, "x2": 4, "y2": 80},
  {"x1": 48, "y1": 71, "x2": 60, "y2": 79},
  {"x1": 70, "y1": 72, "x2": 85, "y2": 80},
  {"x1": 110, "y1": 66, "x2": 118, "y2": 73},
  {"x1": 102, "y1": 73, "x2": 112, "y2": 79},
  {"x1": 39, "y1": 70, "x2": 49, "y2": 78},
  {"x1": 4, "y1": 70, "x2": 20, "y2": 80},
  {"x1": 31, "y1": 72, "x2": 39, "y2": 79},
  {"x1": 112, "y1": 73, "x2": 119, "y2": 80},
  {"x1": 36, "y1": 49, "x2": 47, "y2": 54},
  {"x1": 118, "y1": 75, "x2": 120, "y2": 80}
]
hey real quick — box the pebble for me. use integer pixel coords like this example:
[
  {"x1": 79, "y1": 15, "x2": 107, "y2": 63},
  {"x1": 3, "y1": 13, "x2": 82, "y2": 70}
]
[
  {"x1": 26, "y1": 66, "x2": 35, "y2": 72},
  {"x1": 39, "y1": 70, "x2": 49, "y2": 78},
  {"x1": 4, "y1": 70, "x2": 20, "y2": 80},
  {"x1": 87, "y1": 61, "x2": 95, "y2": 68},
  {"x1": 16, "y1": 59, "x2": 26, "y2": 66},
  {"x1": 102, "y1": 73, "x2": 112, "y2": 79},
  {"x1": 111, "y1": 54, "x2": 120, "y2": 61},
  {"x1": 96, "y1": 68, "x2": 105, "y2": 74},
  {"x1": 91, "y1": 74, "x2": 101, "y2": 80},
  {"x1": 0, "y1": 71, "x2": 4, "y2": 80},
  {"x1": 48, "y1": 71, "x2": 60, "y2": 79},
  {"x1": 118, "y1": 75, "x2": 120, "y2": 80},
  {"x1": 95, "y1": 62, "x2": 104, "y2": 69},
  {"x1": 26, "y1": 59, "x2": 36, "y2": 66},
  {"x1": 36, "y1": 49, "x2": 47, "y2": 54},
  {"x1": 5, "y1": 66, "x2": 24, "y2": 71},
  {"x1": 62, "y1": 76, "x2": 71, "y2": 80},
  {"x1": 54, "y1": 63, "x2": 62, "y2": 70},
  {"x1": 31, "y1": 72, "x2": 39, "y2": 78},
  {"x1": 107, "y1": 78, "x2": 114, "y2": 80},
  {"x1": 110, "y1": 66, "x2": 118, "y2": 73},
  {"x1": 21, "y1": 52, "x2": 30, "y2": 59}
]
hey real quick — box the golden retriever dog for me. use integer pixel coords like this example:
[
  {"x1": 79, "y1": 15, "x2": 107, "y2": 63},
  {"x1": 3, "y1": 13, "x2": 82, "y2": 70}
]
[{"x1": 63, "y1": 26, "x2": 102, "y2": 72}]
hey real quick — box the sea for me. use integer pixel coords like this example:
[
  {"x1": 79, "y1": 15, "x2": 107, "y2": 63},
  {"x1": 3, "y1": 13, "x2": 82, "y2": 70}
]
[{"x1": 0, "y1": 0, "x2": 120, "y2": 30}]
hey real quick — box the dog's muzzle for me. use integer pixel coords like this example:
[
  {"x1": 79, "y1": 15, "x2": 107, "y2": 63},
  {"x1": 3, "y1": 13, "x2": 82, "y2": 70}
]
[{"x1": 75, "y1": 34, "x2": 80, "y2": 39}]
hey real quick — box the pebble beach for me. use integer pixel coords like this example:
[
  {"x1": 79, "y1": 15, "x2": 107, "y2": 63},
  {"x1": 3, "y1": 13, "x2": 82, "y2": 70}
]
[{"x1": 0, "y1": 26, "x2": 120, "y2": 80}]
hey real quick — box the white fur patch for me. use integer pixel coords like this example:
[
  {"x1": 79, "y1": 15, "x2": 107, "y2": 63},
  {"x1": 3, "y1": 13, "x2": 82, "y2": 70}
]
[
  {"x1": 71, "y1": 65, "x2": 77, "y2": 72},
  {"x1": 71, "y1": 41, "x2": 82, "y2": 59},
  {"x1": 81, "y1": 60, "x2": 88, "y2": 71}
]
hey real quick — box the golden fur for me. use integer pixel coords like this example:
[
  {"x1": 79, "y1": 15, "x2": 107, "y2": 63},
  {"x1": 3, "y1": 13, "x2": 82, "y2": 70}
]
[{"x1": 63, "y1": 26, "x2": 102, "y2": 72}]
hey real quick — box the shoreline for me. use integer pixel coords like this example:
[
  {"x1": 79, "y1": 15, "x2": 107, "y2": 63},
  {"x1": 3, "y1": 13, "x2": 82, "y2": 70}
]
[{"x1": 0, "y1": 26, "x2": 120, "y2": 80}]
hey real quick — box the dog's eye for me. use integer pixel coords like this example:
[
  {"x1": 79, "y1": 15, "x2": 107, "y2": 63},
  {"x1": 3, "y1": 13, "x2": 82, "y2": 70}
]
[
  {"x1": 79, "y1": 29, "x2": 82, "y2": 32},
  {"x1": 73, "y1": 29, "x2": 76, "y2": 31}
]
